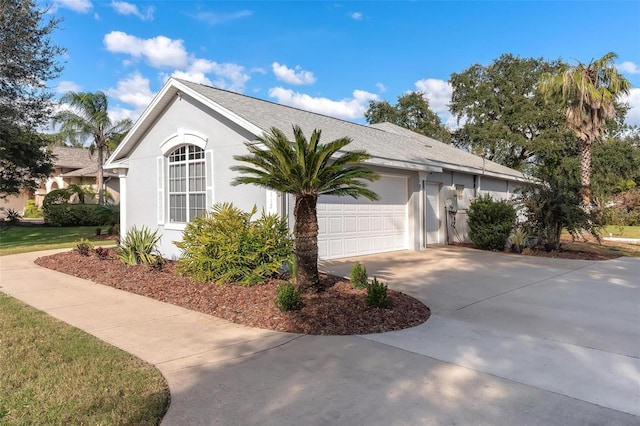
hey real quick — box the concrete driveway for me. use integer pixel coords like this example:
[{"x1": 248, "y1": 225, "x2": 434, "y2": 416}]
[
  {"x1": 2, "y1": 247, "x2": 639, "y2": 425},
  {"x1": 321, "y1": 247, "x2": 640, "y2": 418}
]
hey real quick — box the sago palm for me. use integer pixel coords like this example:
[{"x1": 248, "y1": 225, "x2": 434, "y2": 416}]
[
  {"x1": 539, "y1": 52, "x2": 631, "y2": 208},
  {"x1": 54, "y1": 91, "x2": 132, "y2": 204},
  {"x1": 232, "y1": 125, "x2": 379, "y2": 291}
]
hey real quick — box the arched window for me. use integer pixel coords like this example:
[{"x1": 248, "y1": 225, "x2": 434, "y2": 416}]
[{"x1": 167, "y1": 145, "x2": 206, "y2": 223}]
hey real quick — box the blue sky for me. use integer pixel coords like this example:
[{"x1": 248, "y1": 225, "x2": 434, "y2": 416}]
[{"x1": 45, "y1": 0, "x2": 640, "y2": 129}]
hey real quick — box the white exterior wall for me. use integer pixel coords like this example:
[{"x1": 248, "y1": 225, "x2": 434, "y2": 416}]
[
  {"x1": 425, "y1": 171, "x2": 516, "y2": 244},
  {"x1": 480, "y1": 176, "x2": 512, "y2": 201},
  {"x1": 0, "y1": 192, "x2": 31, "y2": 217},
  {"x1": 123, "y1": 94, "x2": 266, "y2": 259}
]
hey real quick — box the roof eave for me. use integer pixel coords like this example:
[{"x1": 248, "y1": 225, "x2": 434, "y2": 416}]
[{"x1": 106, "y1": 78, "x2": 265, "y2": 169}]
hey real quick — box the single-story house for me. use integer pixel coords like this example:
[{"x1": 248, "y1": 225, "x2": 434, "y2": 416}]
[
  {"x1": 105, "y1": 78, "x2": 529, "y2": 260},
  {"x1": 1, "y1": 147, "x2": 120, "y2": 216}
]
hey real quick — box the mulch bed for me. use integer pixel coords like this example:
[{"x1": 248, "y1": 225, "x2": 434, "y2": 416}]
[
  {"x1": 452, "y1": 235, "x2": 630, "y2": 261},
  {"x1": 34, "y1": 249, "x2": 430, "y2": 335}
]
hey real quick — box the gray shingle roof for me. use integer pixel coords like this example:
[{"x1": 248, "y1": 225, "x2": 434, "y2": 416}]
[
  {"x1": 177, "y1": 79, "x2": 525, "y2": 181},
  {"x1": 60, "y1": 164, "x2": 117, "y2": 178},
  {"x1": 369, "y1": 122, "x2": 525, "y2": 178},
  {"x1": 50, "y1": 147, "x2": 94, "y2": 169}
]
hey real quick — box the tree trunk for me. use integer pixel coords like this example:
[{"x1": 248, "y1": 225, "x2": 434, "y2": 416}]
[
  {"x1": 97, "y1": 144, "x2": 104, "y2": 205},
  {"x1": 293, "y1": 194, "x2": 320, "y2": 292},
  {"x1": 577, "y1": 138, "x2": 592, "y2": 210}
]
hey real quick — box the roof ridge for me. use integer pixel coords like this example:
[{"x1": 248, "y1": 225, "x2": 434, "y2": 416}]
[{"x1": 175, "y1": 78, "x2": 378, "y2": 132}]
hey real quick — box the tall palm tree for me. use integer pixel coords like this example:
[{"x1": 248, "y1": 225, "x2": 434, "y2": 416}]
[
  {"x1": 539, "y1": 52, "x2": 631, "y2": 208},
  {"x1": 54, "y1": 91, "x2": 133, "y2": 204},
  {"x1": 232, "y1": 125, "x2": 379, "y2": 291}
]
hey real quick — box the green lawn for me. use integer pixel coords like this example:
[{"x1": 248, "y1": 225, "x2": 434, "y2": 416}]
[
  {"x1": 602, "y1": 225, "x2": 640, "y2": 239},
  {"x1": 0, "y1": 294, "x2": 169, "y2": 425},
  {"x1": 0, "y1": 224, "x2": 116, "y2": 256}
]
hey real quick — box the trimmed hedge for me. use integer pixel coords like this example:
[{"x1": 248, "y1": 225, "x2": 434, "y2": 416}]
[
  {"x1": 43, "y1": 204, "x2": 106, "y2": 227},
  {"x1": 467, "y1": 194, "x2": 516, "y2": 251}
]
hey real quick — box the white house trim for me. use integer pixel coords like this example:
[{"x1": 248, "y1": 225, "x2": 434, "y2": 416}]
[
  {"x1": 118, "y1": 170, "x2": 128, "y2": 238},
  {"x1": 160, "y1": 128, "x2": 208, "y2": 155}
]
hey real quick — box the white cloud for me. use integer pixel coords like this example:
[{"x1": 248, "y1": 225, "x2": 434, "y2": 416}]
[
  {"x1": 55, "y1": 80, "x2": 81, "y2": 94},
  {"x1": 104, "y1": 31, "x2": 250, "y2": 92},
  {"x1": 251, "y1": 67, "x2": 267, "y2": 74},
  {"x1": 621, "y1": 88, "x2": 640, "y2": 127},
  {"x1": 106, "y1": 72, "x2": 154, "y2": 111},
  {"x1": 110, "y1": 1, "x2": 154, "y2": 21},
  {"x1": 376, "y1": 82, "x2": 386, "y2": 93},
  {"x1": 349, "y1": 12, "x2": 363, "y2": 20},
  {"x1": 109, "y1": 105, "x2": 138, "y2": 123},
  {"x1": 189, "y1": 10, "x2": 253, "y2": 25},
  {"x1": 413, "y1": 78, "x2": 456, "y2": 128},
  {"x1": 268, "y1": 87, "x2": 379, "y2": 120},
  {"x1": 168, "y1": 59, "x2": 250, "y2": 92},
  {"x1": 52, "y1": 0, "x2": 92, "y2": 13},
  {"x1": 618, "y1": 61, "x2": 640, "y2": 74},
  {"x1": 272, "y1": 62, "x2": 316, "y2": 85},
  {"x1": 104, "y1": 31, "x2": 189, "y2": 68}
]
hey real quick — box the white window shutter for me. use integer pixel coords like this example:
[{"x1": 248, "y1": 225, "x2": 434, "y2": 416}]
[
  {"x1": 157, "y1": 156, "x2": 164, "y2": 225},
  {"x1": 265, "y1": 189, "x2": 278, "y2": 215},
  {"x1": 205, "y1": 150, "x2": 214, "y2": 210}
]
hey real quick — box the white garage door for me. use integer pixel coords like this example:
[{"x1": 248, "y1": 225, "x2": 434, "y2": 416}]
[{"x1": 317, "y1": 175, "x2": 408, "y2": 259}]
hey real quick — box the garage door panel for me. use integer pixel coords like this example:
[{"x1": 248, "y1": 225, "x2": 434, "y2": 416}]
[
  {"x1": 344, "y1": 216, "x2": 357, "y2": 232},
  {"x1": 371, "y1": 217, "x2": 383, "y2": 231},
  {"x1": 359, "y1": 237, "x2": 371, "y2": 252},
  {"x1": 329, "y1": 217, "x2": 342, "y2": 233},
  {"x1": 318, "y1": 240, "x2": 328, "y2": 258},
  {"x1": 329, "y1": 240, "x2": 343, "y2": 258},
  {"x1": 344, "y1": 238, "x2": 358, "y2": 255},
  {"x1": 317, "y1": 175, "x2": 409, "y2": 259},
  {"x1": 317, "y1": 217, "x2": 328, "y2": 236}
]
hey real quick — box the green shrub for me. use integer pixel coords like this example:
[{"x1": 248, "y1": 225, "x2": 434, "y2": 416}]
[
  {"x1": 96, "y1": 204, "x2": 120, "y2": 227},
  {"x1": 67, "y1": 183, "x2": 95, "y2": 204},
  {"x1": 23, "y1": 200, "x2": 42, "y2": 218},
  {"x1": 4, "y1": 209, "x2": 21, "y2": 224},
  {"x1": 467, "y1": 194, "x2": 516, "y2": 251},
  {"x1": 509, "y1": 228, "x2": 528, "y2": 253},
  {"x1": 350, "y1": 261, "x2": 368, "y2": 289},
  {"x1": 118, "y1": 226, "x2": 162, "y2": 266},
  {"x1": 75, "y1": 238, "x2": 94, "y2": 256},
  {"x1": 274, "y1": 282, "x2": 302, "y2": 312},
  {"x1": 42, "y1": 188, "x2": 71, "y2": 209},
  {"x1": 175, "y1": 202, "x2": 293, "y2": 285},
  {"x1": 43, "y1": 204, "x2": 104, "y2": 226},
  {"x1": 366, "y1": 277, "x2": 390, "y2": 309}
]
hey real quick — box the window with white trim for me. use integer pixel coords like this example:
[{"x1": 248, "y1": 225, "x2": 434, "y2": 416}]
[{"x1": 168, "y1": 145, "x2": 206, "y2": 223}]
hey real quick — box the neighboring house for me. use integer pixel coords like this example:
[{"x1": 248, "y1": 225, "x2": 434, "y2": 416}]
[
  {"x1": 105, "y1": 78, "x2": 528, "y2": 260},
  {"x1": 1, "y1": 146, "x2": 119, "y2": 216}
]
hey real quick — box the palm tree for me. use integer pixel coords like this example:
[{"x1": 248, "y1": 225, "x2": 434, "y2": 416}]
[
  {"x1": 232, "y1": 125, "x2": 379, "y2": 291},
  {"x1": 54, "y1": 91, "x2": 133, "y2": 205},
  {"x1": 539, "y1": 52, "x2": 631, "y2": 208}
]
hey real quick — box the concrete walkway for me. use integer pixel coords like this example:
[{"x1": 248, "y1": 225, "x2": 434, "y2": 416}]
[{"x1": 1, "y1": 249, "x2": 639, "y2": 425}]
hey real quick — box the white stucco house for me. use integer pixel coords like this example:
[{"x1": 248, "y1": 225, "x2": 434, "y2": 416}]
[{"x1": 105, "y1": 78, "x2": 528, "y2": 260}]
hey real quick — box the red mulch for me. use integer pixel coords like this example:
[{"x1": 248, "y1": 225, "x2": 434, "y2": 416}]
[{"x1": 34, "y1": 249, "x2": 431, "y2": 335}]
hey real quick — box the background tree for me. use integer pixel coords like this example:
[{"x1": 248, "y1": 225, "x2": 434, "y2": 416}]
[
  {"x1": 592, "y1": 134, "x2": 640, "y2": 199},
  {"x1": 0, "y1": 0, "x2": 65, "y2": 197},
  {"x1": 539, "y1": 52, "x2": 631, "y2": 208},
  {"x1": 232, "y1": 125, "x2": 379, "y2": 292},
  {"x1": 365, "y1": 92, "x2": 451, "y2": 143},
  {"x1": 54, "y1": 92, "x2": 133, "y2": 205},
  {"x1": 449, "y1": 54, "x2": 567, "y2": 170}
]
